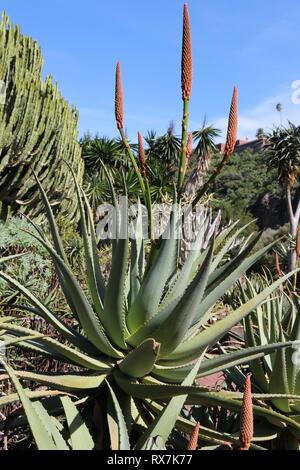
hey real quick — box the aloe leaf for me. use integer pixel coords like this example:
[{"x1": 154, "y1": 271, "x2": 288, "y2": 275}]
[
  {"x1": 3, "y1": 363, "x2": 57, "y2": 450},
  {"x1": 0, "y1": 322, "x2": 113, "y2": 371},
  {"x1": 32, "y1": 170, "x2": 68, "y2": 264},
  {"x1": 119, "y1": 339, "x2": 160, "y2": 378},
  {"x1": 127, "y1": 207, "x2": 179, "y2": 331},
  {"x1": 165, "y1": 270, "x2": 298, "y2": 364},
  {"x1": 67, "y1": 163, "x2": 105, "y2": 318},
  {"x1": 4, "y1": 370, "x2": 107, "y2": 391},
  {"x1": 154, "y1": 341, "x2": 299, "y2": 382},
  {"x1": 210, "y1": 220, "x2": 255, "y2": 273},
  {"x1": 136, "y1": 357, "x2": 203, "y2": 450},
  {"x1": 106, "y1": 381, "x2": 130, "y2": 450},
  {"x1": 61, "y1": 396, "x2": 94, "y2": 450},
  {"x1": 244, "y1": 312, "x2": 270, "y2": 391},
  {"x1": 0, "y1": 273, "x2": 96, "y2": 354},
  {"x1": 269, "y1": 329, "x2": 291, "y2": 413},
  {"x1": 192, "y1": 238, "x2": 282, "y2": 330},
  {"x1": 0, "y1": 390, "x2": 70, "y2": 407},
  {"x1": 207, "y1": 233, "x2": 262, "y2": 289},
  {"x1": 32, "y1": 401, "x2": 69, "y2": 450},
  {"x1": 128, "y1": 200, "x2": 144, "y2": 307},
  {"x1": 103, "y1": 196, "x2": 128, "y2": 349},
  {"x1": 17, "y1": 232, "x2": 121, "y2": 357},
  {"x1": 153, "y1": 241, "x2": 214, "y2": 356}
]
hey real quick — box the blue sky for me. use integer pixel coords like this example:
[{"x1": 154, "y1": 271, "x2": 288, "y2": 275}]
[{"x1": 1, "y1": 0, "x2": 300, "y2": 141}]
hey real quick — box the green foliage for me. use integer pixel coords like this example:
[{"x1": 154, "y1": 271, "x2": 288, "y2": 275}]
[
  {"x1": 211, "y1": 149, "x2": 280, "y2": 229},
  {"x1": 0, "y1": 12, "x2": 83, "y2": 222},
  {"x1": 0, "y1": 217, "x2": 54, "y2": 301},
  {"x1": 265, "y1": 122, "x2": 300, "y2": 185}
]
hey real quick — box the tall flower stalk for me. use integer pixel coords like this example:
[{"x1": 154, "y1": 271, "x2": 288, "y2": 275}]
[
  {"x1": 192, "y1": 86, "x2": 238, "y2": 207},
  {"x1": 177, "y1": 3, "x2": 193, "y2": 194},
  {"x1": 138, "y1": 131, "x2": 153, "y2": 238},
  {"x1": 115, "y1": 62, "x2": 153, "y2": 238}
]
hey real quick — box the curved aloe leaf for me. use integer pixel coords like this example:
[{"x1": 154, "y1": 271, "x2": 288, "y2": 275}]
[
  {"x1": 127, "y1": 207, "x2": 178, "y2": 331},
  {"x1": 119, "y1": 339, "x2": 160, "y2": 378},
  {"x1": 61, "y1": 396, "x2": 94, "y2": 450},
  {"x1": 3, "y1": 363, "x2": 56, "y2": 450},
  {"x1": 135, "y1": 357, "x2": 203, "y2": 450},
  {"x1": 164, "y1": 270, "x2": 299, "y2": 364},
  {"x1": 107, "y1": 382, "x2": 130, "y2": 450}
]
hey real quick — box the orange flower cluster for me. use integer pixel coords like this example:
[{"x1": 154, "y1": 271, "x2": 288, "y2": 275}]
[
  {"x1": 224, "y1": 86, "x2": 238, "y2": 156},
  {"x1": 138, "y1": 131, "x2": 147, "y2": 177},
  {"x1": 181, "y1": 4, "x2": 193, "y2": 101},
  {"x1": 115, "y1": 62, "x2": 124, "y2": 130},
  {"x1": 187, "y1": 421, "x2": 200, "y2": 450},
  {"x1": 239, "y1": 373, "x2": 253, "y2": 451}
]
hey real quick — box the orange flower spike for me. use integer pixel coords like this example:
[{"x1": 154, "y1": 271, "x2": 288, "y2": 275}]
[
  {"x1": 115, "y1": 62, "x2": 124, "y2": 130},
  {"x1": 181, "y1": 3, "x2": 193, "y2": 101},
  {"x1": 187, "y1": 421, "x2": 200, "y2": 451},
  {"x1": 138, "y1": 131, "x2": 147, "y2": 178},
  {"x1": 239, "y1": 373, "x2": 253, "y2": 451},
  {"x1": 224, "y1": 86, "x2": 238, "y2": 156}
]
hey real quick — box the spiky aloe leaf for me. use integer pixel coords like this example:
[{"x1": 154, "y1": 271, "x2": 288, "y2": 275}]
[
  {"x1": 135, "y1": 357, "x2": 203, "y2": 450},
  {"x1": 128, "y1": 200, "x2": 144, "y2": 308},
  {"x1": 32, "y1": 170, "x2": 68, "y2": 264},
  {"x1": 119, "y1": 339, "x2": 160, "y2": 378},
  {"x1": 17, "y1": 232, "x2": 121, "y2": 358},
  {"x1": 192, "y1": 237, "x2": 281, "y2": 330},
  {"x1": 32, "y1": 401, "x2": 69, "y2": 450},
  {"x1": 2, "y1": 363, "x2": 57, "y2": 450},
  {"x1": 0, "y1": 370, "x2": 106, "y2": 391},
  {"x1": 61, "y1": 396, "x2": 94, "y2": 450},
  {"x1": 0, "y1": 322, "x2": 113, "y2": 372},
  {"x1": 0, "y1": 272, "x2": 96, "y2": 354},
  {"x1": 164, "y1": 270, "x2": 299, "y2": 365},
  {"x1": 269, "y1": 328, "x2": 291, "y2": 413},
  {"x1": 0, "y1": 390, "x2": 69, "y2": 407},
  {"x1": 153, "y1": 241, "x2": 214, "y2": 356},
  {"x1": 65, "y1": 163, "x2": 106, "y2": 317},
  {"x1": 107, "y1": 382, "x2": 130, "y2": 450},
  {"x1": 103, "y1": 196, "x2": 128, "y2": 349},
  {"x1": 153, "y1": 341, "x2": 300, "y2": 382},
  {"x1": 127, "y1": 206, "x2": 179, "y2": 331},
  {"x1": 187, "y1": 422, "x2": 200, "y2": 450}
]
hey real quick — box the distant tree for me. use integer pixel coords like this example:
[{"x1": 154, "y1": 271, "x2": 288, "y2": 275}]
[
  {"x1": 184, "y1": 124, "x2": 221, "y2": 196},
  {"x1": 256, "y1": 128, "x2": 265, "y2": 140},
  {"x1": 265, "y1": 122, "x2": 300, "y2": 271},
  {"x1": 276, "y1": 103, "x2": 283, "y2": 125}
]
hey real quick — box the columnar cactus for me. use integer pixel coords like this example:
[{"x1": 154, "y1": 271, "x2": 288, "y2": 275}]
[{"x1": 0, "y1": 12, "x2": 83, "y2": 221}]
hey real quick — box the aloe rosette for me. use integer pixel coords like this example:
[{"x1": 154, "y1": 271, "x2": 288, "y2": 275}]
[{"x1": 1, "y1": 173, "x2": 300, "y2": 449}]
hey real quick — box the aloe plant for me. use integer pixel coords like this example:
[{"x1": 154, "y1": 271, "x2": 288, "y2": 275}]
[{"x1": 1, "y1": 171, "x2": 300, "y2": 449}]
